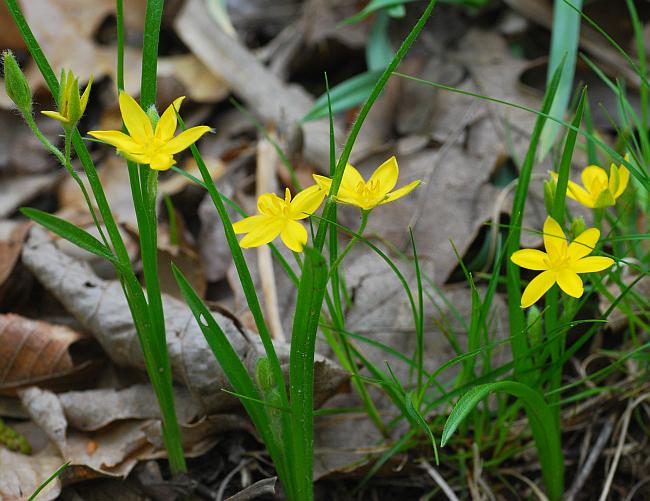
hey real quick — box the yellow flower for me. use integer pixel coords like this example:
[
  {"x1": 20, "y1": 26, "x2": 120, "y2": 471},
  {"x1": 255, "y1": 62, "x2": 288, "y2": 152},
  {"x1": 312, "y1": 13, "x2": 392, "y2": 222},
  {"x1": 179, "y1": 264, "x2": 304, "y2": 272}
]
[
  {"x1": 511, "y1": 216, "x2": 614, "y2": 308},
  {"x1": 232, "y1": 185, "x2": 325, "y2": 252},
  {"x1": 88, "y1": 92, "x2": 212, "y2": 171},
  {"x1": 551, "y1": 157, "x2": 630, "y2": 208},
  {"x1": 42, "y1": 69, "x2": 92, "y2": 127},
  {"x1": 313, "y1": 156, "x2": 420, "y2": 211}
]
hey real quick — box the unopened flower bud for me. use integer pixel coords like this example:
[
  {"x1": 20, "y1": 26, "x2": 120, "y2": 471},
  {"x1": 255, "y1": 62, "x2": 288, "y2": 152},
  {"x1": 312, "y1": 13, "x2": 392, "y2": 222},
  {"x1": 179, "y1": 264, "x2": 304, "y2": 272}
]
[
  {"x1": 543, "y1": 178, "x2": 556, "y2": 215},
  {"x1": 2, "y1": 50, "x2": 32, "y2": 116}
]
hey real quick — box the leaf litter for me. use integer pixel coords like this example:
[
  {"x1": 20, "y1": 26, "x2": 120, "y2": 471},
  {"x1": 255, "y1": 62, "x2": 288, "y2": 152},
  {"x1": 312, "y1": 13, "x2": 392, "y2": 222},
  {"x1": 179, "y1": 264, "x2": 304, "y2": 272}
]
[{"x1": 0, "y1": 0, "x2": 647, "y2": 498}]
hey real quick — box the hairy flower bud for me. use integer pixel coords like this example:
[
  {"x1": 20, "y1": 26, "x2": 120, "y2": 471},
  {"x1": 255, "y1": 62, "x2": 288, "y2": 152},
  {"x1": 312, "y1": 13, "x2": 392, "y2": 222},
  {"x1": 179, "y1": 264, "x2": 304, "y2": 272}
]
[{"x1": 2, "y1": 50, "x2": 32, "y2": 116}]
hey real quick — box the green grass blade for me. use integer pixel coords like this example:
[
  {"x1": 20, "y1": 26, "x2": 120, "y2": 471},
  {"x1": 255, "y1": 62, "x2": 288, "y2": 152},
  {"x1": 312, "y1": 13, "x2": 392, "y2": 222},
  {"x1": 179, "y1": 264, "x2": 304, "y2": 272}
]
[
  {"x1": 441, "y1": 381, "x2": 563, "y2": 500},
  {"x1": 539, "y1": 0, "x2": 582, "y2": 159},
  {"x1": 289, "y1": 247, "x2": 328, "y2": 501},
  {"x1": 28, "y1": 462, "x2": 70, "y2": 501},
  {"x1": 172, "y1": 265, "x2": 289, "y2": 482}
]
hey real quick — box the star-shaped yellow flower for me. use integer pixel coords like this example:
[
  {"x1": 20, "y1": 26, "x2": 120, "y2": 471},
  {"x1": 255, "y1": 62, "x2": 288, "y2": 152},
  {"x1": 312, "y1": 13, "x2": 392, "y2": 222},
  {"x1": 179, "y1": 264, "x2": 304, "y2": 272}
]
[
  {"x1": 88, "y1": 92, "x2": 212, "y2": 171},
  {"x1": 232, "y1": 185, "x2": 325, "y2": 252},
  {"x1": 313, "y1": 156, "x2": 420, "y2": 211},
  {"x1": 551, "y1": 157, "x2": 629, "y2": 208},
  {"x1": 511, "y1": 217, "x2": 614, "y2": 308}
]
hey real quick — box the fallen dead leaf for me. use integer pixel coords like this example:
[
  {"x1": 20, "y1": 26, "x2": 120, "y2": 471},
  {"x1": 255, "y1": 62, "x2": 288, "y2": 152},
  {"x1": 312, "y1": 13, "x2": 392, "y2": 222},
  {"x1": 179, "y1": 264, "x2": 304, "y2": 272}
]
[
  {"x1": 0, "y1": 172, "x2": 61, "y2": 219},
  {"x1": 0, "y1": 223, "x2": 32, "y2": 311},
  {"x1": 21, "y1": 227, "x2": 348, "y2": 414},
  {"x1": 0, "y1": 313, "x2": 100, "y2": 396},
  {"x1": 0, "y1": 445, "x2": 64, "y2": 501}
]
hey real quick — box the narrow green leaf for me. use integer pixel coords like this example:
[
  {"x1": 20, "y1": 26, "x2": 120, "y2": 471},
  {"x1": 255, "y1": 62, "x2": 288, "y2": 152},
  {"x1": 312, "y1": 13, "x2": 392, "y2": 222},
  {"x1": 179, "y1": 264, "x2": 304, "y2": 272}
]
[
  {"x1": 21, "y1": 208, "x2": 116, "y2": 262},
  {"x1": 366, "y1": 10, "x2": 394, "y2": 71},
  {"x1": 289, "y1": 247, "x2": 328, "y2": 501},
  {"x1": 441, "y1": 381, "x2": 564, "y2": 501},
  {"x1": 302, "y1": 70, "x2": 384, "y2": 122},
  {"x1": 539, "y1": 0, "x2": 582, "y2": 159}
]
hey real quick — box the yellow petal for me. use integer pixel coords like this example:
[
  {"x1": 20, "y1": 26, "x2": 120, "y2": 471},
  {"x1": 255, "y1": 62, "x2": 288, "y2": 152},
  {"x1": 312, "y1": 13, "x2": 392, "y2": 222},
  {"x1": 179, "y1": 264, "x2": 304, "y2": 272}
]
[
  {"x1": 280, "y1": 220, "x2": 308, "y2": 252},
  {"x1": 313, "y1": 174, "x2": 332, "y2": 191},
  {"x1": 556, "y1": 269, "x2": 583, "y2": 298},
  {"x1": 239, "y1": 218, "x2": 284, "y2": 248},
  {"x1": 542, "y1": 217, "x2": 567, "y2": 257},
  {"x1": 572, "y1": 256, "x2": 614, "y2": 273},
  {"x1": 290, "y1": 185, "x2": 326, "y2": 219},
  {"x1": 521, "y1": 270, "x2": 556, "y2": 308},
  {"x1": 257, "y1": 193, "x2": 282, "y2": 215},
  {"x1": 566, "y1": 179, "x2": 594, "y2": 206},
  {"x1": 368, "y1": 156, "x2": 398, "y2": 193},
  {"x1": 41, "y1": 110, "x2": 70, "y2": 124},
  {"x1": 334, "y1": 192, "x2": 368, "y2": 209},
  {"x1": 340, "y1": 163, "x2": 365, "y2": 192},
  {"x1": 119, "y1": 91, "x2": 153, "y2": 142},
  {"x1": 510, "y1": 249, "x2": 549, "y2": 271},
  {"x1": 156, "y1": 96, "x2": 185, "y2": 141},
  {"x1": 567, "y1": 227, "x2": 599, "y2": 260},
  {"x1": 613, "y1": 164, "x2": 629, "y2": 199},
  {"x1": 232, "y1": 214, "x2": 273, "y2": 234},
  {"x1": 161, "y1": 125, "x2": 212, "y2": 154},
  {"x1": 581, "y1": 165, "x2": 608, "y2": 192},
  {"x1": 380, "y1": 180, "x2": 421, "y2": 205},
  {"x1": 87, "y1": 130, "x2": 143, "y2": 153},
  {"x1": 148, "y1": 152, "x2": 176, "y2": 171}
]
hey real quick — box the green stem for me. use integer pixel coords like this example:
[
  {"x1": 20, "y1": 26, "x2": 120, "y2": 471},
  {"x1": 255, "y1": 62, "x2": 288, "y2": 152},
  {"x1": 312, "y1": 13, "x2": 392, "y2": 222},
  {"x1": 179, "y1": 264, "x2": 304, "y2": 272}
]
[
  {"x1": 328, "y1": 210, "x2": 369, "y2": 277},
  {"x1": 63, "y1": 131, "x2": 111, "y2": 250},
  {"x1": 23, "y1": 114, "x2": 65, "y2": 164}
]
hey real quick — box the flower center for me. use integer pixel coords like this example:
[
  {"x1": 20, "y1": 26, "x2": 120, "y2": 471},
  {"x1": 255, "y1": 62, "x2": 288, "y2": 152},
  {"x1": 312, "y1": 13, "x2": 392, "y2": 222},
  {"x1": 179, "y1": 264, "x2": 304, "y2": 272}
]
[
  {"x1": 544, "y1": 246, "x2": 571, "y2": 270},
  {"x1": 142, "y1": 136, "x2": 166, "y2": 157},
  {"x1": 355, "y1": 180, "x2": 382, "y2": 202}
]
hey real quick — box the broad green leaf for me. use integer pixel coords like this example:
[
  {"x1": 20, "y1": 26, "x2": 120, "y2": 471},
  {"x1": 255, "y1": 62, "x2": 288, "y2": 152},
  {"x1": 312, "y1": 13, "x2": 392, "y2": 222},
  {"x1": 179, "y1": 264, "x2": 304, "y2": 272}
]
[
  {"x1": 302, "y1": 70, "x2": 384, "y2": 122},
  {"x1": 442, "y1": 381, "x2": 564, "y2": 501},
  {"x1": 21, "y1": 207, "x2": 116, "y2": 262},
  {"x1": 366, "y1": 10, "x2": 394, "y2": 71}
]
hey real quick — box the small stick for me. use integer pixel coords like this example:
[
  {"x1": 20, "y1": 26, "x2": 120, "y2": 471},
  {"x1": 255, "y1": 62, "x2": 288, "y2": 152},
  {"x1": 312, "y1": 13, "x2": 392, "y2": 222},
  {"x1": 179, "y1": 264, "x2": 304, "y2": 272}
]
[
  {"x1": 565, "y1": 416, "x2": 615, "y2": 501},
  {"x1": 256, "y1": 133, "x2": 286, "y2": 342},
  {"x1": 419, "y1": 460, "x2": 460, "y2": 501}
]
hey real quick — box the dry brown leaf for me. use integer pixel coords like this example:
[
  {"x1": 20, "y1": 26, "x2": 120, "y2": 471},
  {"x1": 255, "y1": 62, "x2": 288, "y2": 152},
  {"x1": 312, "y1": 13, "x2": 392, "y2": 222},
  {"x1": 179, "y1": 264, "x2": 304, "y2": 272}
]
[
  {"x1": 21, "y1": 227, "x2": 348, "y2": 414},
  {"x1": 157, "y1": 54, "x2": 230, "y2": 103},
  {"x1": 0, "y1": 172, "x2": 61, "y2": 219},
  {"x1": 0, "y1": 223, "x2": 32, "y2": 310},
  {"x1": 58, "y1": 385, "x2": 201, "y2": 431},
  {"x1": 0, "y1": 445, "x2": 64, "y2": 501},
  {"x1": 12, "y1": 0, "x2": 144, "y2": 100},
  {"x1": 0, "y1": 313, "x2": 99, "y2": 396},
  {"x1": 174, "y1": 0, "x2": 349, "y2": 172}
]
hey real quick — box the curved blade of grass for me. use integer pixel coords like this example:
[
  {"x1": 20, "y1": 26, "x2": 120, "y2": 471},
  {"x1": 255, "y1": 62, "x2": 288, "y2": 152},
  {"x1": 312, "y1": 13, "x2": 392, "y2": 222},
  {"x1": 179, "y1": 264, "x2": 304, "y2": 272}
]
[
  {"x1": 20, "y1": 208, "x2": 116, "y2": 263},
  {"x1": 441, "y1": 381, "x2": 563, "y2": 501},
  {"x1": 28, "y1": 462, "x2": 69, "y2": 501},
  {"x1": 538, "y1": 0, "x2": 582, "y2": 159},
  {"x1": 340, "y1": 0, "x2": 417, "y2": 26}
]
